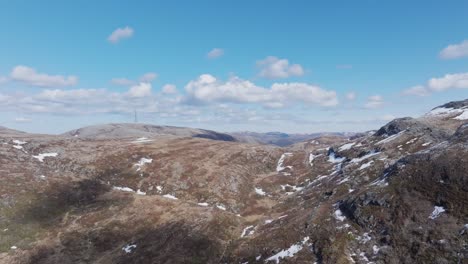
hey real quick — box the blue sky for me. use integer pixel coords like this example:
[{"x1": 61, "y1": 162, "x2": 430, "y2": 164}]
[{"x1": 0, "y1": 0, "x2": 467, "y2": 133}]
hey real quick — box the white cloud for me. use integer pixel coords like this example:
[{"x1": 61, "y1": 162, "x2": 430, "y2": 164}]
[
  {"x1": 439, "y1": 40, "x2": 468, "y2": 59},
  {"x1": 139, "y1": 72, "x2": 157, "y2": 82},
  {"x1": 427, "y1": 72, "x2": 468, "y2": 91},
  {"x1": 345, "y1": 92, "x2": 356, "y2": 100},
  {"x1": 401, "y1": 85, "x2": 430, "y2": 97},
  {"x1": 112, "y1": 72, "x2": 157, "y2": 86},
  {"x1": 256, "y1": 56, "x2": 305, "y2": 79},
  {"x1": 128, "y1": 82, "x2": 152, "y2": 98},
  {"x1": 207, "y1": 48, "x2": 224, "y2": 59},
  {"x1": 162, "y1": 84, "x2": 178, "y2": 94},
  {"x1": 365, "y1": 95, "x2": 384, "y2": 109},
  {"x1": 185, "y1": 74, "x2": 338, "y2": 107},
  {"x1": 0, "y1": 76, "x2": 7, "y2": 84},
  {"x1": 403, "y1": 72, "x2": 468, "y2": 96},
  {"x1": 10, "y1": 65, "x2": 78, "y2": 87},
  {"x1": 14, "y1": 117, "x2": 32, "y2": 123},
  {"x1": 108, "y1": 26, "x2": 134, "y2": 43}
]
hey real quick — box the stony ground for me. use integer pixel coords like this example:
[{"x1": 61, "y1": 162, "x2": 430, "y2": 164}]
[{"x1": 0, "y1": 100, "x2": 467, "y2": 264}]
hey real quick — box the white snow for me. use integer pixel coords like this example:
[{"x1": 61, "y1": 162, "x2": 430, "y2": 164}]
[
  {"x1": 156, "y1": 186, "x2": 163, "y2": 192},
  {"x1": 113, "y1": 186, "x2": 135, "y2": 192},
  {"x1": 135, "y1": 157, "x2": 152, "y2": 171},
  {"x1": 339, "y1": 142, "x2": 355, "y2": 151},
  {"x1": 162, "y1": 194, "x2": 178, "y2": 200},
  {"x1": 373, "y1": 245, "x2": 380, "y2": 254},
  {"x1": 132, "y1": 137, "x2": 153, "y2": 143},
  {"x1": 422, "y1": 142, "x2": 432, "y2": 147},
  {"x1": 13, "y1": 140, "x2": 27, "y2": 145},
  {"x1": 328, "y1": 151, "x2": 345, "y2": 163},
  {"x1": 359, "y1": 161, "x2": 374, "y2": 170},
  {"x1": 136, "y1": 189, "x2": 146, "y2": 195},
  {"x1": 255, "y1": 187, "x2": 266, "y2": 196},
  {"x1": 350, "y1": 151, "x2": 379, "y2": 163},
  {"x1": 453, "y1": 110, "x2": 468, "y2": 120},
  {"x1": 122, "y1": 244, "x2": 137, "y2": 253},
  {"x1": 309, "y1": 153, "x2": 322, "y2": 166},
  {"x1": 334, "y1": 209, "x2": 346, "y2": 221},
  {"x1": 197, "y1": 202, "x2": 209, "y2": 207},
  {"x1": 429, "y1": 206, "x2": 446, "y2": 219},
  {"x1": 10, "y1": 246, "x2": 17, "y2": 250},
  {"x1": 265, "y1": 237, "x2": 310, "y2": 264},
  {"x1": 276, "y1": 153, "x2": 293, "y2": 172},
  {"x1": 427, "y1": 107, "x2": 462, "y2": 116},
  {"x1": 405, "y1": 138, "x2": 418, "y2": 144},
  {"x1": 216, "y1": 204, "x2": 227, "y2": 211},
  {"x1": 356, "y1": 233, "x2": 372, "y2": 244},
  {"x1": 13, "y1": 145, "x2": 23, "y2": 150},
  {"x1": 264, "y1": 219, "x2": 273, "y2": 224},
  {"x1": 376, "y1": 131, "x2": 404, "y2": 145},
  {"x1": 32, "y1": 152, "x2": 58, "y2": 162},
  {"x1": 280, "y1": 184, "x2": 304, "y2": 192},
  {"x1": 240, "y1": 225, "x2": 255, "y2": 238}
]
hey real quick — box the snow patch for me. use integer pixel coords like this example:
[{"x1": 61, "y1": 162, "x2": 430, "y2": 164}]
[
  {"x1": 376, "y1": 131, "x2": 404, "y2": 145},
  {"x1": 113, "y1": 186, "x2": 135, "y2": 193},
  {"x1": 240, "y1": 225, "x2": 255, "y2": 238},
  {"x1": 162, "y1": 194, "x2": 178, "y2": 200},
  {"x1": 265, "y1": 237, "x2": 310, "y2": 264},
  {"x1": 277, "y1": 153, "x2": 293, "y2": 172},
  {"x1": 122, "y1": 244, "x2": 137, "y2": 253},
  {"x1": 197, "y1": 202, "x2": 209, "y2": 207},
  {"x1": 334, "y1": 209, "x2": 346, "y2": 221},
  {"x1": 135, "y1": 157, "x2": 152, "y2": 171},
  {"x1": 32, "y1": 152, "x2": 58, "y2": 162},
  {"x1": 339, "y1": 142, "x2": 355, "y2": 151},
  {"x1": 255, "y1": 187, "x2": 266, "y2": 196},
  {"x1": 351, "y1": 151, "x2": 379, "y2": 163},
  {"x1": 429, "y1": 206, "x2": 446, "y2": 219},
  {"x1": 453, "y1": 110, "x2": 468, "y2": 120},
  {"x1": 216, "y1": 204, "x2": 226, "y2": 211},
  {"x1": 132, "y1": 137, "x2": 153, "y2": 143},
  {"x1": 359, "y1": 161, "x2": 374, "y2": 170},
  {"x1": 328, "y1": 150, "x2": 345, "y2": 163}
]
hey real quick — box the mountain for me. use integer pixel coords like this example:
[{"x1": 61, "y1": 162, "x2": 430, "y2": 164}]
[
  {"x1": 0, "y1": 99, "x2": 467, "y2": 263},
  {"x1": 62, "y1": 123, "x2": 236, "y2": 142},
  {"x1": 231, "y1": 131, "x2": 354, "y2": 146}
]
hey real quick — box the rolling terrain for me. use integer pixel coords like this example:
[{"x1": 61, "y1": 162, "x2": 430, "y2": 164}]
[{"x1": 0, "y1": 99, "x2": 467, "y2": 264}]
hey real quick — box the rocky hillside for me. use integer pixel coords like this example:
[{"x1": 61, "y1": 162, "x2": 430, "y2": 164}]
[{"x1": 0, "y1": 100, "x2": 467, "y2": 264}]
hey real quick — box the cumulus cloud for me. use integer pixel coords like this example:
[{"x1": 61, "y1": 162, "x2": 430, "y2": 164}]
[
  {"x1": 402, "y1": 72, "x2": 468, "y2": 96},
  {"x1": 112, "y1": 72, "x2": 157, "y2": 86},
  {"x1": 10, "y1": 65, "x2": 78, "y2": 87},
  {"x1": 108, "y1": 26, "x2": 134, "y2": 43},
  {"x1": 14, "y1": 117, "x2": 32, "y2": 123},
  {"x1": 0, "y1": 76, "x2": 7, "y2": 84},
  {"x1": 256, "y1": 56, "x2": 305, "y2": 79},
  {"x1": 401, "y1": 85, "x2": 430, "y2": 97},
  {"x1": 127, "y1": 82, "x2": 152, "y2": 98},
  {"x1": 427, "y1": 72, "x2": 468, "y2": 91},
  {"x1": 365, "y1": 95, "x2": 384, "y2": 109},
  {"x1": 162, "y1": 84, "x2": 178, "y2": 94},
  {"x1": 345, "y1": 92, "x2": 356, "y2": 100},
  {"x1": 207, "y1": 48, "x2": 224, "y2": 59},
  {"x1": 139, "y1": 72, "x2": 157, "y2": 82},
  {"x1": 184, "y1": 74, "x2": 338, "y2": 107},
  {"x1": 439, "y1": 40, "x2": 468, "y2": 59}
]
